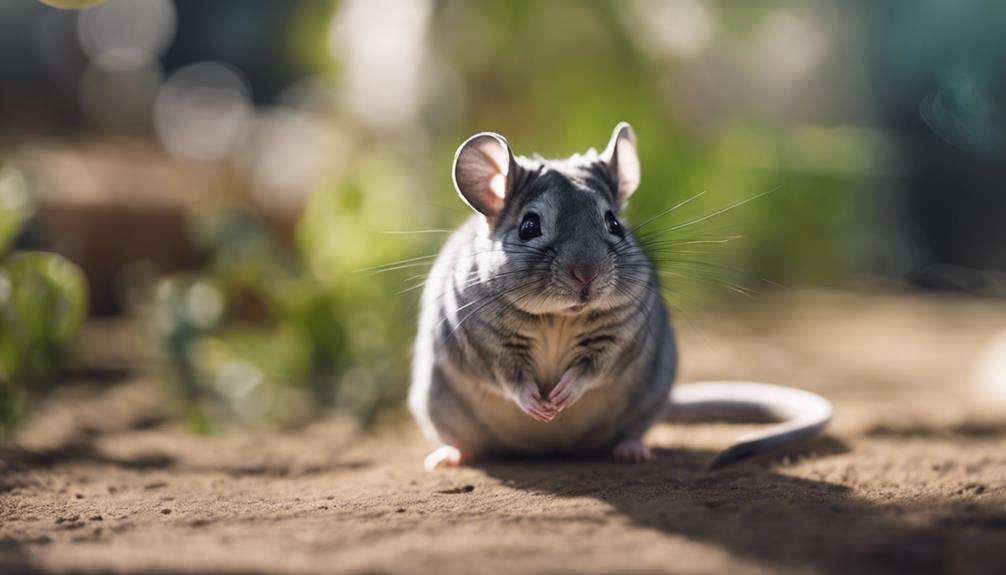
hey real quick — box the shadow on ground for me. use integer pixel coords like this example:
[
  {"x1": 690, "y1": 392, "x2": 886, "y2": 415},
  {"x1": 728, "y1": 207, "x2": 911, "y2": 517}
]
[{"x1": 478, "y1": 439, "x2": 1006, "y2": 575}]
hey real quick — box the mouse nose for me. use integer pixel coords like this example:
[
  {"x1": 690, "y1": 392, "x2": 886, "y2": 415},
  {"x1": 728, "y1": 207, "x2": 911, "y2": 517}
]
[{"x1": 570, "y1": 264, "x2": 599, "y2": 286}]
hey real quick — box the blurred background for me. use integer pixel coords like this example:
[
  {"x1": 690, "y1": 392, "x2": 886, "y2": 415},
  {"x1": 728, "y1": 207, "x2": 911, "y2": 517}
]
[{"x1": 2, "y1": 0, "x2": 1004, "y2": 437}]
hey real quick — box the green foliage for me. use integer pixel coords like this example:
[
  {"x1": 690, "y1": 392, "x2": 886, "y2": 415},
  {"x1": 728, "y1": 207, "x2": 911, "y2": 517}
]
[
  {"x1": 0, "y1": 166, "x2": 32, "y2": 254},
  {"x1": 159, "y1": 0, "x2": 872, "y2": 430},
  {"x1": 0, "y1": 166, "x2": 88, "y2": 439},
  {"x1": 157, "y1": 191, "x2": 417, "y2": 430},
  {"x1": 0, "y1": 253, "x2": 88, "y2": 384}
]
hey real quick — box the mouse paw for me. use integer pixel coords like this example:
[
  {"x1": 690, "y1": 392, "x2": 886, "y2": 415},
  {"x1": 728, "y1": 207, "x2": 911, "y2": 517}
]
[
  {"x1": 548, "y1": 375, "x2": 587, "y2": 413},
  {"x1": 613, "y1": 439, "x2": 653, "y2": 463},
  {"x1": 424, "y1": 445, "x2": 467, "y2": 471},
  {"x1": 517, "y1": 383, "x2": 557, "y2": 422}
]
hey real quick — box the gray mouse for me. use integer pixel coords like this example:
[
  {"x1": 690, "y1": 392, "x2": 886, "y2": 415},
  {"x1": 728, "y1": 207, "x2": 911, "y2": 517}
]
[{"x1": 409, "y1": 122, "x2": 833, "y2": 470}]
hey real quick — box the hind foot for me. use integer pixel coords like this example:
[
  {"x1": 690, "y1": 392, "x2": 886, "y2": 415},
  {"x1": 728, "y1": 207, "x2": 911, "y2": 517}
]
[
  {"x1": 424, "y1": 445, "x2": 468, "y2": 471},
  {"x1": 613, "y1": 439, "x2": 653, "y2": 463}
]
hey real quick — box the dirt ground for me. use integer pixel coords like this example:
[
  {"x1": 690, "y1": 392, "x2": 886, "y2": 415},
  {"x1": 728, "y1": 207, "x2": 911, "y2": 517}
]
[{"x1": 3, "y1": 291, "x2": 1006, "y2": 574}]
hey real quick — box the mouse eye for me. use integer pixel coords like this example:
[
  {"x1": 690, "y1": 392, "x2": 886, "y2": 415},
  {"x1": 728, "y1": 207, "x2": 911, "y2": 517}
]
[
  {"x1": 605, "y1": 211, "x2": 624, "y2": 238},
  {"x1": 518, "y1": 212, "x2": 542, "y2": 240}
]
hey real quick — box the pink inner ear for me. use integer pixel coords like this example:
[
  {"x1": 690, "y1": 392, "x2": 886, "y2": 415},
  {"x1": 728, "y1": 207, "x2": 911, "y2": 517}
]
[
  {"x1": 454, "y1": 133, "x2": 512, "y2": 217},
  {"x1": 489, "y1": 173, "x2": 507, "y2": 200},
  {"x1": 616, "y1": 138, "x2": 640, "y2": 195}
]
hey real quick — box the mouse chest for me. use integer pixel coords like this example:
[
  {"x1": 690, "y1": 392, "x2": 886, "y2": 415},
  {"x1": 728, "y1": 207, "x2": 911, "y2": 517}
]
[{"x1": 528, "y1": 315, "x2": 585, "y2": 390}]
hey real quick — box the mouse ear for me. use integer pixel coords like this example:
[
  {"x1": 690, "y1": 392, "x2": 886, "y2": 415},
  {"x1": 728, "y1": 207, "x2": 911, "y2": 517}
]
[
  {"x1": 600, "y1": 122, "x2": 640, "y2": 202},
  {"x1": 453, "y1": 132, "x2": 517, "y2": 219}
]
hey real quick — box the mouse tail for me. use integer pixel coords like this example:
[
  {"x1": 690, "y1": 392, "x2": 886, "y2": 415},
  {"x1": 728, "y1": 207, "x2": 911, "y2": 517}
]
[{"x1": 663, "y1": 381, "x2": 834, "y2": 469}]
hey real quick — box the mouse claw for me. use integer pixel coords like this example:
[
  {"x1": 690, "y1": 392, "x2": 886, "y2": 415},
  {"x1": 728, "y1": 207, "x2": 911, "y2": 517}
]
[
  {"x1": 548, "y1": 376, "x2": 585, "y2": 413},
  {"x1": 517, "y1": 383, "x2": 556, "y2": 422}
]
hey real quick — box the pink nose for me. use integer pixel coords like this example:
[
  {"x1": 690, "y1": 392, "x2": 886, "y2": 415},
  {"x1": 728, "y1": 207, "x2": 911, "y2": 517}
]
[{"x1": 570, "y1": 265, "x2": 598, "y2": 286}]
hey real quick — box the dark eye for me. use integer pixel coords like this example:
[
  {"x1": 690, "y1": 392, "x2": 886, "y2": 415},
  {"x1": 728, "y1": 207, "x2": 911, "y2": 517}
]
[
  {"x1": 605, "y1": 211, "x2": 624, "y2": 237},
  {"x1": 518, "y1": 212, "x2": 542, "y2": 240}
]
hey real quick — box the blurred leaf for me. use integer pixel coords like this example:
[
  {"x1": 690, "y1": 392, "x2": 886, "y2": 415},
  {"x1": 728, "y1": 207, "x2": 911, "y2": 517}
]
[
  {"x1": 36, "y1": 0, "x2": 108, "y2": 9},
  {"x1": 0, "y1": 252, "x2": 87, "y2": 387},
  {"x1": 0, "y1": 165, "x2": 86, "y2": 436},
  {"x1": 0, "y1": 166, "x2": 32, "y2": 256},
  {"x1": 0, "y1": 379, "x2": 26, "y2": 440}
]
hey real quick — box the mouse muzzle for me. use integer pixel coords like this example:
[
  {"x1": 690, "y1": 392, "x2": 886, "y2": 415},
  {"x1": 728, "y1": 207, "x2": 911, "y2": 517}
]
[
  {"x1": 559, "y1": 248, "x2": 610, "y2": 309},
  {"x1": 570, "y1": 263, "x2": 599, "y2": 301}
]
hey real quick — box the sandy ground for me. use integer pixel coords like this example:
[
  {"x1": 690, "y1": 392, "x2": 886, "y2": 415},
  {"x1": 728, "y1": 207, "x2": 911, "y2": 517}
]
[{"x1": 3, "y1": 291, "x2": 1006, "y2": 574}]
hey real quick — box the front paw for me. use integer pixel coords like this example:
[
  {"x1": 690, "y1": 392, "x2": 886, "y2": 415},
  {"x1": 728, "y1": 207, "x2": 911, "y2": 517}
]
[
  {"x1": 517, "y1": 383, "x2": 557, "y2": 422},
  {"x1": 548, "y1": 374, "x2": 587, "y2": 413}
]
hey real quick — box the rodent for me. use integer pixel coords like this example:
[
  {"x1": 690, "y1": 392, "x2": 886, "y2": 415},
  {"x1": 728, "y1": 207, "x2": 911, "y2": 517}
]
[{"x1": 409, "y1": 122, "x2": 833, "y2": 470}]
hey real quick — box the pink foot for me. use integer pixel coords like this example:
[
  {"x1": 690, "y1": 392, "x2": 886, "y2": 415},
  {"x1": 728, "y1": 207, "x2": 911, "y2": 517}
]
[
  {"x1": 424, "y1": 445, "x2": 466, "y2": 471},
  {"x1": 548, "y1": 375, "x2": 585, "y2": 413},
  {"x1": 517, "y1": 383, "x2": 557, "y2": 422},
  {"x1": 613, "y1": 439, "x2": 653, "y2": 463}
]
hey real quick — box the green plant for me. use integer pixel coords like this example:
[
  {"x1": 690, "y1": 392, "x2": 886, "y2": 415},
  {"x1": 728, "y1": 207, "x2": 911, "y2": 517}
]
[
  {"x1": 156, "y1": 196, "x2": 416, "y2": 431},
  {"x1": 0, "y1": 166, "x2": 88, "y2": 438}
]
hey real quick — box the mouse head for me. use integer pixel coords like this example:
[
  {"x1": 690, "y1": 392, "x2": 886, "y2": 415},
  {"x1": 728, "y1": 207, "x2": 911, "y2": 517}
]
[{"x1": 452, "y1": 122, "x2": 652, "y2": 315}]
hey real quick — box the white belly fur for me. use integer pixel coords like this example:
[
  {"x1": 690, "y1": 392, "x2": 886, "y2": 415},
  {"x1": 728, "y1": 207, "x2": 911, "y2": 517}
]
[
  {"x1": 459, "y1": 315, "x2": 625, "y2": 454},
  {"x1": 530, "y1": 314, "x2": 580, "y2": 392}
]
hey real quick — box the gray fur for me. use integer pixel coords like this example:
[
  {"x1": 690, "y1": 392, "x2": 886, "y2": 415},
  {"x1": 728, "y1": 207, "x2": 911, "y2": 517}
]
[{"x1": 409, "y1": 124, "x2": 832, "y2": 465}]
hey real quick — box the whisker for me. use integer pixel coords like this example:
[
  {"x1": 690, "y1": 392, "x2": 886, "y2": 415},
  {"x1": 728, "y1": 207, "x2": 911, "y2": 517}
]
[
  {"x1": 378, "y1": 228, "x2": 453, "y2": 235},
  {"x1": 648, "y1": 186, "x2": 781, "y2": 237},
  {"x1": 624, "y1": 190, "x2": 707, "y2": 239},
  {"x1": 402, "y1": 264, "x2": 548, "y2": 297},
  {"x1": 443, "y1": 279, "x2": 545, "y2": 342},
  {"x1": 356, "y1": 253, "x2": 441, "y2": 273},
  {"x1": 659, "y1": 270, "x2": 757, "y2": 297},
  {"x1": 359, "y1": 245, "x2": 547, "y2": 275}
]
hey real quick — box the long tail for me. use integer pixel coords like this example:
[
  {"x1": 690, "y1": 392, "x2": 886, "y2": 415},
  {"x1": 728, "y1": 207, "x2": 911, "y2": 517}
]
[{"x1": 664, "y1": 381, "x2": 834, "y2": 468}]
